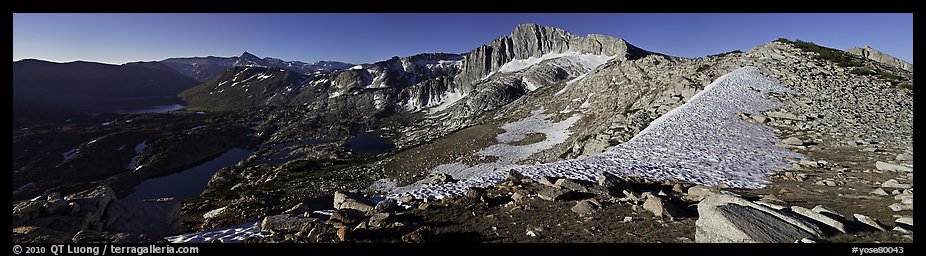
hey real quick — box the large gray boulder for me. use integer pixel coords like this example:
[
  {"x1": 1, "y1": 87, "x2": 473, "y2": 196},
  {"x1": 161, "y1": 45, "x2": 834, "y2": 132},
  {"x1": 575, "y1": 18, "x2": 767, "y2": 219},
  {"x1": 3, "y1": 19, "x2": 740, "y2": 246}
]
[
  {"x1": 101, "y1": 198, "x2": 181, "y2": 237},
  {"x1": 45, "y1": 185, "x2": 117, "y2": 232},
  {"x1": 333, "y1": 191, "x2": 374, "y2": 213},
  {"x1": 695, "y1": 194, "x2": 824, "y2": 243}
]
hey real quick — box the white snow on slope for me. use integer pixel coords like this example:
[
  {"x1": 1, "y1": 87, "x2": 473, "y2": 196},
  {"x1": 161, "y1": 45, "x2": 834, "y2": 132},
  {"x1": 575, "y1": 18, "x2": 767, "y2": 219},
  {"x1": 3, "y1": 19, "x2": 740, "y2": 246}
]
[
  {"x1": 382, "y1": 107, "x2": 582, "y2": 199},
  {"x1": 511, "y1": 67, "x2": 801, "y2": 189},
  {"x1": 384, "y1": 66, "x2": 800, "y2": 200},
  {"x1": 426, "y1": 90, "x2": 466, "y2": 114},
  {"x1": 498, "y1": 52, "x2": 611, "y2": 74},
  {"x1": 165, "y1": 221, "x2": 267, "y2": 243}
]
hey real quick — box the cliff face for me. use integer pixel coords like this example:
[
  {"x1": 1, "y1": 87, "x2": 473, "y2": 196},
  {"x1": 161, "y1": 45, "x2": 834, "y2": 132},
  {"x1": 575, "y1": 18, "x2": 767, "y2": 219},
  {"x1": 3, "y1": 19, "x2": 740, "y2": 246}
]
[
  {"x1": 182, "y1": 24, "x2": 651, "y2": 127},
  {"x1": 847, "y1": 46, "x2": 913, "y2": 72},
  {"x1": 456, "y1": 24, "x2": 650, "y2": 90}
]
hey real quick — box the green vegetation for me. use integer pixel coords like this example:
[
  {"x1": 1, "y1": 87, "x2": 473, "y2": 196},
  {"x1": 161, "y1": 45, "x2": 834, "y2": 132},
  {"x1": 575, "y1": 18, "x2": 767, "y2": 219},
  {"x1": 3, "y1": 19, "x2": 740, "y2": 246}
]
[
  {"x1": 777, "y1": 38, "x2": 911, "y2": 90},
  {"x1": 774, "y1": 38, "x2": 863, "y2": 68},
  {"x1": 696, "y1": 64, "x2": 711, "y2": 73},
  {"x1": 708, "y1": 50, "x2": 743, "y2": 58},
  {"x1": 850, "y1": 67, "x2": 907, "y2": 88}
]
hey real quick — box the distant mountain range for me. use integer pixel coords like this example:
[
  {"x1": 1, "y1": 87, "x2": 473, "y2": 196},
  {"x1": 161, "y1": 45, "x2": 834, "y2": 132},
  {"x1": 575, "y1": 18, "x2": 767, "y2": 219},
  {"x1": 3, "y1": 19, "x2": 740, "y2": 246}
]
[
  {"x1": 13, "y1": 59, "x2": 200, "y2": 120},
  {"x1": 12, "y1": 53, "x2": 354, "y2": 125},
  {"x1": 128, "y1": 52, "x2": 354, "y2": 82}
]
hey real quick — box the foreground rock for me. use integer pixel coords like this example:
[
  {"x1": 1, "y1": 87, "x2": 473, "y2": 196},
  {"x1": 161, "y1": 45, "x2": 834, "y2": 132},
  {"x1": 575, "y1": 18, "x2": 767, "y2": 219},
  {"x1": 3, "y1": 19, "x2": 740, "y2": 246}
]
[
  {"x1": 333, "y1": 191, "x2": 374, "y2": 213},
  {"x1": 11, "y1": 185, "x2": 181, "y2": 242},
  {"x1": 695, "y1": 194, "x2": 824, "y2": 243},
  {"x1": 102, "y1": 198, "x2": 181, "y2": 237}
]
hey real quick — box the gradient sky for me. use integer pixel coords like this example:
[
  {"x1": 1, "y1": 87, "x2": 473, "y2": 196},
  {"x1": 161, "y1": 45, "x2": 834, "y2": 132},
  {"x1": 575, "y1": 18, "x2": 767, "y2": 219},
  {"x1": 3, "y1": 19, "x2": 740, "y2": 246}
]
[{"x1": 13, "y1": 13, "x2": 913, "y2": 65}]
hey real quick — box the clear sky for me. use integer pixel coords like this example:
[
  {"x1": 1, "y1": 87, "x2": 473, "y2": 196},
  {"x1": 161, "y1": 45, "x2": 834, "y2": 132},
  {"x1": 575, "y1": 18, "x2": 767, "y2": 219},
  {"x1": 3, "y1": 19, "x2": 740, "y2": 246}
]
[{"x1": 13, "y1": 13, "x2": 913, "y2": 65}]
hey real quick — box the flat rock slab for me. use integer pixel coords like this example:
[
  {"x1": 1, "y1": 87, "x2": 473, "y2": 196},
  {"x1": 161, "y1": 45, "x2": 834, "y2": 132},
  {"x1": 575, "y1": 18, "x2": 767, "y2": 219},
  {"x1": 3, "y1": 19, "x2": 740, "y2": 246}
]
[
  {"x1": 875, "y1": 161, "x2": 912, "y2": 173},
  {"x1": 696, "y1": 194, "x2": 823, "y2": 243}
]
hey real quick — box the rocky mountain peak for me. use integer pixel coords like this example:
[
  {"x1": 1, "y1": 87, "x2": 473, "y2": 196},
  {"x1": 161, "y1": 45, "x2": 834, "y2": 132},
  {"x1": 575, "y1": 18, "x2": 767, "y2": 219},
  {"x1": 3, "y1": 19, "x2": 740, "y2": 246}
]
[
  {"x1": 455, "y1": 23, "x2": 651, "y2": 89},
  {"x1": 846, "y1": 45, "x2": 912, "y2": 72}
]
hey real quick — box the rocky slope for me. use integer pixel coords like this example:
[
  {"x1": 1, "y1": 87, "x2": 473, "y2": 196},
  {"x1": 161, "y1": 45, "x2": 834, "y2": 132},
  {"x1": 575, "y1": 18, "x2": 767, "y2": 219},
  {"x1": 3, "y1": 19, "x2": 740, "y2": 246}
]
[{"x1": 847, "y1": 45, "x2": 913, "y2": 72}]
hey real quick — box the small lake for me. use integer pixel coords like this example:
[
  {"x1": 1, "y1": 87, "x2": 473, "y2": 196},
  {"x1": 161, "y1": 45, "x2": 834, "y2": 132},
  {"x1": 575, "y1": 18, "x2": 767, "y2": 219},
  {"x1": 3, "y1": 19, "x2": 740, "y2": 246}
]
[
  {"x1": 127, "y1": 148, "x2": 253, "y2": 200},
  {"x1": 347, "y1": 134, "x2": 395, "y2": 153}
]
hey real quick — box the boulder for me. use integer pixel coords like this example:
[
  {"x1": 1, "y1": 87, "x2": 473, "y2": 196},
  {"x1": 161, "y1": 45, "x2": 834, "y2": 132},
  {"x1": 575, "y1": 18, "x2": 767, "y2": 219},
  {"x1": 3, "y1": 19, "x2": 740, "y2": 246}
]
[
  {"x1": 433, "y1": 173, "x2": 456, "y2": 184},
  {"x1": 695, "y1": 194, "x2": 824, "y2": 243},
  {"x1": 402, "y1": 226, "x2": 432, "y2": 243},
  {"x1": 888, "y1": 203, "x2": 912, "y2": 212},
  {"x1": 643, "y1": 195, "x2": 683, "y2": 218},
  {"x1": 102, "y1": 198, "x2": 181, "y2": 237},
  {"x1": 554, "y1": 178, "x2": 591, "y2": 193},
  {"x1": 780, "y1": 137, "x2": 805, "y2": 146},
  {"x1": 260, "y1": 214, "x2": 316, "y2": 234},
  {"x1": 894, "y1": 217, "x2": 913, "y2": 230},
  {"x1": 538, "y1": 176, "x2": 559, "y2": 187},
  {"x1": 596, "y1": 172, "x2": 628, "y2": 189},
  {"x1": 51, "y1": 185, "x2": 116, "y2": 232},
  {"x1": 336, "y1": 226, "x2": 350, "y2": 242},
  {"x1": 43, "y1": 193, "x2": 66, "y2": 214},
  {"x1": 870, "y1": 188, "x2": 889, "y2": 196},
  {"x1": 328, "y1": 209, "x2": 365, "y2": 227},
  {"x1": 766, "y1": 111, "x2": 804, "y2": 121},
  {"x1": 373, "y1": 198, "x2": 398, "y2": 213},
  {"x1": 506, "y1": 170, "x2": 528, "y2": 183},
  {"x1": 367, "y1": 213, "x2": 393, "y2": 228},
  {"x1": 876, "y1": 161, "x2": 913, "y2": 173},
  {"x1": 537, "y1": 187, "x2": 578, "y2": 202},
  {"x1": 333, "y1": 191, "x2": 374, "y2": 213},
  {"x1": 853, "y1": 214, "x2": 887, "y2": 231},
  {"x1": 684, "y1": 185, "x2": 717, "y2": 202},
  {"x1": 790, "y1": 206, "x2": 847, "y2": 233},
  {"x1": 570, "y1": 199, "x2": 600, "y2": 215},
  {"x1": 895, "y1": 153, "x2": 913, "y2": 161},
  {"x1": 881, "y1": 179, "x2": 912, "y2": 189}
]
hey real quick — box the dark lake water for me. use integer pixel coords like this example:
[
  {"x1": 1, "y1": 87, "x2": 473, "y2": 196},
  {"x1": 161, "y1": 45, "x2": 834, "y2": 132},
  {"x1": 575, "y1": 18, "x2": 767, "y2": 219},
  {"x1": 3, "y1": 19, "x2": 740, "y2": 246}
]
[
  {"x1": 126, "y1": 148, "x2": 253, "y2": 200},
  {"x1": 347, "y1": 134, "x2": 395, "y2": 153}
]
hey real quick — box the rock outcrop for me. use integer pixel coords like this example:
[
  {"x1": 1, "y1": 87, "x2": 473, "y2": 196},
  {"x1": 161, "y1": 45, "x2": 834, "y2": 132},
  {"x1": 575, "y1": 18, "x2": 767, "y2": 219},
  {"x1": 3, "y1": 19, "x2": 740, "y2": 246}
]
[
  {"x1": 846, "y1": 45, "x2": 913, "y2": 72},
  {"x1": 695, "y1": 194, "x2": 824, "y2": 243},
  {"x1": 11, "y1": 185, "x2": 181, "y2": 242}
]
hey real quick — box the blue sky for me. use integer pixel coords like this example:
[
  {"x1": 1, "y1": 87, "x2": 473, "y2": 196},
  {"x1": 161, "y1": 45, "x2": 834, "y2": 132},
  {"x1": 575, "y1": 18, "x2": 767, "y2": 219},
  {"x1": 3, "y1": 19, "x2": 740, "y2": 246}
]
[{"x1": 13, "y1": 13, "x2": 913, "y2": 65}]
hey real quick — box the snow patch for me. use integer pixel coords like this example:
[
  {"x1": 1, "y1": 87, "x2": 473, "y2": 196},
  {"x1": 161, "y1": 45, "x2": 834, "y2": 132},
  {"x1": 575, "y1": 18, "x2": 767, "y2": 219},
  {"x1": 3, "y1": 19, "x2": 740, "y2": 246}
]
[
  {"x1": 498, "y1": 52, "x2": 611, "y2": 74},
  {"x1": 165, "y1": 221, "x2": 267, "y2": 243},
  {"x1": 202, "y1": 206, "x2": 227, "y2": 219},
  {"x1": 383, "y1": 107, "x2": 582, "y2": 199},
  {"x1": 427, "y1": 89, "x2": 466, "y2": 114}
]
